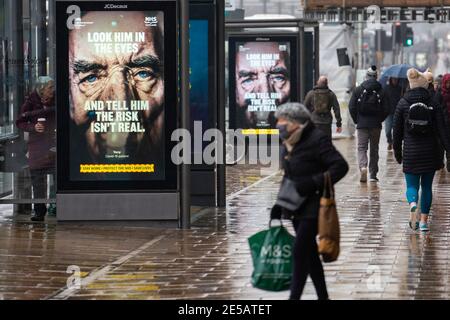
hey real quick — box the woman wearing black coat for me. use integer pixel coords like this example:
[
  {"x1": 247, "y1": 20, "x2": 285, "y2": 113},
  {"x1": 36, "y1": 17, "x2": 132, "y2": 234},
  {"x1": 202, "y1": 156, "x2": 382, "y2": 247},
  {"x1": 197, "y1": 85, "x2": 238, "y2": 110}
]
[
  {"x1": 270, "y1": 103, "x2": 349, "y2": 300},
  {"x1": 393, "y1": 68, "x2": 450, "y2": 232}
]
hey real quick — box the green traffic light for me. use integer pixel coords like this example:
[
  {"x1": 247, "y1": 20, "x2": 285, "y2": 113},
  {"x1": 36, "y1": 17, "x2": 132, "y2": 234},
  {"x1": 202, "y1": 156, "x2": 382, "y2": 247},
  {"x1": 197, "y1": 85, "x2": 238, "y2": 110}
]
[{"x1": 405, "y1": 38, "x2": 413, "y2": 46}]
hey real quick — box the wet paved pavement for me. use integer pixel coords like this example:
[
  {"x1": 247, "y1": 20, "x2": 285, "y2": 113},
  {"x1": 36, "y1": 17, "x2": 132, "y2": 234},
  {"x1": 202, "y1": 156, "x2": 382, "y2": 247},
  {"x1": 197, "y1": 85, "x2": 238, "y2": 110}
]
[{"x1": 2, "y1": 137, "x2": 450, "y2": 299}]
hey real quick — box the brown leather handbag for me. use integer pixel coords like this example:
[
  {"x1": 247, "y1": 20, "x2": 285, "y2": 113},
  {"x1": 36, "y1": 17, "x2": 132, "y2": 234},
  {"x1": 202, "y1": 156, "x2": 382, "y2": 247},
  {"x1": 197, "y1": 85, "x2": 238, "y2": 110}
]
[{"x1": 318, "y1": 172, "x2": 340, "y2": 263}]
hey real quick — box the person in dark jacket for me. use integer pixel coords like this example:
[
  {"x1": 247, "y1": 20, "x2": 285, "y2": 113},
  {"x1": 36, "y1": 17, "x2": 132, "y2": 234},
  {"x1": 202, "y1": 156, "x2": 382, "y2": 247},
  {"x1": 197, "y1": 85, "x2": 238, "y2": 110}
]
[
  {"x1": 16, "y1": 77, "x2": 56, "y2": 221},
  {"x1": 384, "y1": 77, "x2": 403, "y2": 151},
  {"x1": 425, "y1": 69, "x2": 436, "y2": 99},
  {"x1": 434, "y1": 74, "x2": 443, "y2": 92},
  {"x1": 434, "y1": 73, "x2": 450, "y2": 171},
  {"x1": 270, "y1": 102, "x2": 349, "y2": 300},
  {"x1": 349, "y1": 65, "x2": 390, "y2": 183},
  {"x1": 303, "y1": 76, "x2": 342, "y2": 139},
  {"x1": 393, "y1": 68, "x2": 450, "y2": 232}
]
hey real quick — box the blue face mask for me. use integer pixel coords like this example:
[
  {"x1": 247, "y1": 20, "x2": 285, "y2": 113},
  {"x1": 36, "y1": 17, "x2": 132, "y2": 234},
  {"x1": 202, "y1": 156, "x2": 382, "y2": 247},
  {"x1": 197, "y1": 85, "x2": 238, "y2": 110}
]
[{"x1": 276, "y1": 124, "x2": 289, "y2": 140}]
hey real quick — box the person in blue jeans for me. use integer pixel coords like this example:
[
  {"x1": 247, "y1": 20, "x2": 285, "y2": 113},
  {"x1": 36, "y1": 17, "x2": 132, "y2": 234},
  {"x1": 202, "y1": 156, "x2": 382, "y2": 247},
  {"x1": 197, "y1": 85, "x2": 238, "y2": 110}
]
[
  {"x1": 393, "y1": 68, "x2": 450, "y2": 232},
  {"x1": 404, "y1": 172, "x2": 435, "y2": 225}
]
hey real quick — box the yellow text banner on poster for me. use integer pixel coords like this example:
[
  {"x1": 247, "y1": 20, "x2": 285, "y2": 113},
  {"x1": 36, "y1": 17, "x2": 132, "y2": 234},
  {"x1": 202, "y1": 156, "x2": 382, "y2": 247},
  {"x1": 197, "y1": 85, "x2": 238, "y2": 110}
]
[
  {"x1": 80, "y1": 164, "x2": 155, "y2": 173},
  {"x1": 241, "y1": 129, "x2": 279, "y2": 135}
]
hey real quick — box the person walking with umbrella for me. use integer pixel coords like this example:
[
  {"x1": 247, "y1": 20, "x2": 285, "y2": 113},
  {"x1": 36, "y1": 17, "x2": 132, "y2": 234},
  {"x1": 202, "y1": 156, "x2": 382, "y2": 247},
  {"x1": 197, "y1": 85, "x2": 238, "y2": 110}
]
[
  {"x1": 379, "y1": 64, "x2": 412, "y2": 151},
  {"x1": 384, "y1": 77, "x2": 404, "y2": 151},
  {"x1": 379, "y1": 64, "x2": 415, "y2": 84}
]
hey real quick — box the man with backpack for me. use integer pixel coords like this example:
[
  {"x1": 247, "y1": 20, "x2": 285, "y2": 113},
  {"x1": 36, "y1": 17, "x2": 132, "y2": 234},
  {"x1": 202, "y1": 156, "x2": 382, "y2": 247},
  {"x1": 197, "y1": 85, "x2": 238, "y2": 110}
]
[
  {"x1": 304, "y1": 76, "x2": 342, "y2": 139},
  {"x1": 349, "y1": 65, "x2": 390, "y2": 183}
]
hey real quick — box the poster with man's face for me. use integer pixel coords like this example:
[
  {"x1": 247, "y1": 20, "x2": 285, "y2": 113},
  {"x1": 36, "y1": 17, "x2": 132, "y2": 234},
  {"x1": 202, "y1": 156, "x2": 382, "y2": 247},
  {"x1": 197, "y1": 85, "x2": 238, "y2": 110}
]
[
  {"x1": 229, "y1": 37, "x2": 297, "y2": 132},
  {"x1": 67, "y1": 9, "x2": 166, "y2": 181}
]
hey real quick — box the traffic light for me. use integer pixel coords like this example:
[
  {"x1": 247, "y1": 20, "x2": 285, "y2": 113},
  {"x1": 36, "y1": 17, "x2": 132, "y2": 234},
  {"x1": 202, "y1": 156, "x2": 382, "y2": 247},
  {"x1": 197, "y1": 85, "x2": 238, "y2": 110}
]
[
  {"x1": 393, "y1": 22, "x2": 403, "y2": 44},
  {"x1": 404, "y1": 27, "x2": 414, "y2": 47},
  {"x1": 393, "y1": 23, "x2": 414, "y2": 47}
]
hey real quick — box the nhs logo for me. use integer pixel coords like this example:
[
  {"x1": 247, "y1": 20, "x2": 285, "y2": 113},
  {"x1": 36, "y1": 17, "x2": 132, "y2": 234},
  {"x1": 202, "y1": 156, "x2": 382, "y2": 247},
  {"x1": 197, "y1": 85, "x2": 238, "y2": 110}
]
[{"x1": 145, "y1": 16, "x2": 158, "y2": 27}]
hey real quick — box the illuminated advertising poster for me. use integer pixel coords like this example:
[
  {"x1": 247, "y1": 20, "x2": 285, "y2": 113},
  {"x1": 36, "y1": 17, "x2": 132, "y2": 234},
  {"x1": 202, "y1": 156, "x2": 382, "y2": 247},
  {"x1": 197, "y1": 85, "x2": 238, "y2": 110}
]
[
  {"x1": 190, "y1": 19, "x2": 210, "y2": 130},
  {"x1": 56, "y1": 1, "x2": 177, "y2": 191},
  {"x1": 229, "y1": 35, "x2": 298, "y2": 134},
  {"x1": 190, "y1": 3, "x2": 216, "y2": 166}
]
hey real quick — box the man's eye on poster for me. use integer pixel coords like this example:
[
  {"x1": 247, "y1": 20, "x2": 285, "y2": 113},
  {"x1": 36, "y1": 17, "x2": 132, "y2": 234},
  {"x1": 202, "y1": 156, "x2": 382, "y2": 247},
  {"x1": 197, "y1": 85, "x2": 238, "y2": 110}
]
[{"x1": 68, "y1": 10, "x2": 165, "y2": 181}]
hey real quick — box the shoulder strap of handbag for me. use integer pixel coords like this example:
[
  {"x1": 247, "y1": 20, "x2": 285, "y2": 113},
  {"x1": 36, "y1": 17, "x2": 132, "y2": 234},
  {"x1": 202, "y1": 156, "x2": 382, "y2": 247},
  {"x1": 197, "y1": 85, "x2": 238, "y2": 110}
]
[
  {"x1": 284, "y1": 147, "x2": 293, "y2": 178},
  {"x1": 322, "y1": 171, "x2": 335, "y2": 199}
]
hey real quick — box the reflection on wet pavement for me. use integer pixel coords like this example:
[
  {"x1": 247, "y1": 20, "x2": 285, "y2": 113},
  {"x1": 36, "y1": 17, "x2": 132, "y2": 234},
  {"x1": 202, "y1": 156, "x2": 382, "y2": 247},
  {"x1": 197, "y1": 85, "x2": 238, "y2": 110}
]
[
  {"x1": 1, "y1": 137, "x2": 450, "y2": 299},
  {"x1": 225, "y1": 164, "x2": 272, "y2": 196}
]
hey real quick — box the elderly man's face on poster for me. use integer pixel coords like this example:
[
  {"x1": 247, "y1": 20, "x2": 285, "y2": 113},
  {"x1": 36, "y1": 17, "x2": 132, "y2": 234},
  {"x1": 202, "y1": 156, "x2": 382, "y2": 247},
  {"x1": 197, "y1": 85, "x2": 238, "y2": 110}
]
[
  {"x1": 234, "y1": 41, "x2": 291, "y2": 128},
  {"x1": 68, "y1": 11, "x2": 164, "y2": 159}
]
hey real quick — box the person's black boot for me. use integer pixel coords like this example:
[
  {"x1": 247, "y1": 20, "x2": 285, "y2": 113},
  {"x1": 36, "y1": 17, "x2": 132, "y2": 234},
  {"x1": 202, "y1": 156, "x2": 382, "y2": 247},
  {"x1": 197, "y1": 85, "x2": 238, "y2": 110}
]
[
  {"x1": 31, "y1": 204, "x2": 46, "y2": 222},
  {"x1": 31, "y1": 214, "x2": 45, "y2": 222}
]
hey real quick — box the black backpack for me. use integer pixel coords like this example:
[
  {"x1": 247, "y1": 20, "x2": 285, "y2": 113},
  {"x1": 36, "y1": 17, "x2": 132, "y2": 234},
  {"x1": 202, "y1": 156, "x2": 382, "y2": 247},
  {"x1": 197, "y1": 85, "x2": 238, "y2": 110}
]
[
  {"x1": 357, "y1": 85, "x2": 382, "y2": 115},
  {"x1": 406, "y1": 100, "x2": 434, "y2": 135}
]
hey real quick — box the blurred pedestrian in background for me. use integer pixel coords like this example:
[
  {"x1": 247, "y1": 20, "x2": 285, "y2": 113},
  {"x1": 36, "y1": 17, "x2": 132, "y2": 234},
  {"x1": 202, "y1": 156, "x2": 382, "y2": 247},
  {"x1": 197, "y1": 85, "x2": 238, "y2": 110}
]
[
  {"x1": 435, "y1": 73, "x2": 450, "y2": 171},
  {"x1": 384, "y1": 77, "x2": 403, "y2": 151},
  {"x1": 304, "y1": 76, "x2": 342, "y2": 139},
  {"x1": 16, "y1": 76, "x2": 56, "y2": 222},
  {"x1": 425, "y1": 69, "x2": 436, "y2": 98},
  {"x1": 349, "y1": 66, "x2": 390, "y2": 183},
  {"x1": 434, "y1": 74, "x2": 443, "y2": 92}
]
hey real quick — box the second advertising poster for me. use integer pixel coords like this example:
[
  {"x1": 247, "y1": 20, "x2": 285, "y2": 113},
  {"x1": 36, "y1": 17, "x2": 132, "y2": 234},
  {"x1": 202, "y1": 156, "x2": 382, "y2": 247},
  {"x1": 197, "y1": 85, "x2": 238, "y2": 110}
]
[{"x1": 228, "y1": 35, "x2": 298, "y2": 134}]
